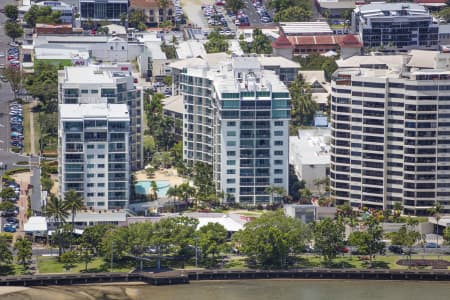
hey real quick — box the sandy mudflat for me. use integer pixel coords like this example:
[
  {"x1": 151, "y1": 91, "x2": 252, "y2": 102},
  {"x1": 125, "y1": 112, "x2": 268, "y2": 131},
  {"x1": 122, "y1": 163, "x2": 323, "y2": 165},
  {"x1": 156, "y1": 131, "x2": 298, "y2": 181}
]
[{"x1": 0, "y1": 287, "x2": 29, "y2": 296}]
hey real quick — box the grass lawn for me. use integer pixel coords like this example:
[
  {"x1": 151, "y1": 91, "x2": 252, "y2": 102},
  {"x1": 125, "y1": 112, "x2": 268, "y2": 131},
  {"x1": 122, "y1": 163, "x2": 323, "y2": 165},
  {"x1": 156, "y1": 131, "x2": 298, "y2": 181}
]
[
  {"x1": 37, "y1": 256, "x2": 133, "y2": 274},
  {"x1": 22, "y1": 103, "x2": 31, "y2": 154}
]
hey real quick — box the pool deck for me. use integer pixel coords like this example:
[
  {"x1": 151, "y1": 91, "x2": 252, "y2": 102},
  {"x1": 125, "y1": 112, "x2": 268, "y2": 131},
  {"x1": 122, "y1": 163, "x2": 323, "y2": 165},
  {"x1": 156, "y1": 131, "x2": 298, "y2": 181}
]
[{"x1": 134, "y1": 167, "x2": 187, "y2": 187}]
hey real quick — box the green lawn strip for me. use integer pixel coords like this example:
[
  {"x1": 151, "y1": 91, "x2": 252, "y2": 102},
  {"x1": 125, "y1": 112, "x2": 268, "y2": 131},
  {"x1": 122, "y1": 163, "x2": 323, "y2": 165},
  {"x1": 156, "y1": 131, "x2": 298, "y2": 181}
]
[
  {"x1": 22, "y1": 103, "x2": 31, "y2": 154},
  {"x1": 33, "y1": 109, "x2": 41, "y2": 155},
  {"x1": 37, "y1": 256, "x2": 133, "y2": 274}
]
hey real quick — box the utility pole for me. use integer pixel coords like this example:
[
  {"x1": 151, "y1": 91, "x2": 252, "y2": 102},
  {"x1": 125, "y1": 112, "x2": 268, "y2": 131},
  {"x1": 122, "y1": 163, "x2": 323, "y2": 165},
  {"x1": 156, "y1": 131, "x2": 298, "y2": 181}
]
[{"x1": 195, "y1": 236, "x2": 199, "y2": 268}]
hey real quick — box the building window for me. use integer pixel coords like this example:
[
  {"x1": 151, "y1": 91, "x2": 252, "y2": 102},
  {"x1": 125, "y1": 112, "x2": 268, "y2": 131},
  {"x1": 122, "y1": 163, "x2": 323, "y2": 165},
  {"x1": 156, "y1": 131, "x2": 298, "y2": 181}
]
[
  {"x1": 227, "y1": 160, "x2": 236, "y2": 165},
  {"x1": 227, "y1": 121, "x2": 236, "y2": 126},
  {"x1": 98, "y1": 183, "x2": 105, "y2": 187},
  {"x1": 274, "y1": 150, "x2": 283, "y2": 155},
  {"x1": 274, "y1": 169, "x2": 283, "y2": 174},
  {"x1": 98, "y1": 164, "x2": 105, "y2": 168},
  {"x1": 227, "y1": 141, "x2": 236, "y2": 146},
  {"x1": 274, "y1": 178, "x2": 283, "y2": 184},
  {"x1": 227, "y1": 178, "x2": 235, "y2": 184},
  {"x1": 87, "y1": 164, "x2": 94, "y2": 168},
  {"x1": 227, "y1": 169, "x2": 235, "y2": 174},
  {"x1": 150, "y1": 9, "x2": 154, "y2": 15},
  {"x1": 274, "y1": 121, "x2": 283, "y2": 126},
  {"x1": 81, "y1": 89, "x2": 89, "y2": 94},
  {"x1": 227, "y1": 151, "x2": 236, "y2": 156},
  {"x1": 274, "y1": 130, "x2": 283, "y2": 136},
  {"x1": 91, "y1": 90, "x2": 98, "y2": 94},
  {"x1": 98, "y1": 192, "x2": 105, "y2": 197},
  {"x1": 98, "y1": 174, "x2": 105, "y2": 178},
  {"x1": 98, "y1": 154, "x2": 105, "y2": 159},
  {"x1": 227, "y1": 131, "x2": 236, "y2": 136},
  {"x1": 87, "y1": 183, "x2": 94, "y2": 187},
  {"x1": 274, "y1": 140, "x2": 283, "y2": 146},
  {"x1": 87, "y1": 174, "x2": 94, "y2": 178},
  {"x1": 274, "y1": 160, "x2": 283, "y2": 165},
  {"x1": 97, "y1": 144, "x2": 105, "y2": 149},
  {"x1": 87, "y1": 154, "x2": 94, "y2": 159},
  {"x1": 87, "y1": 193, "x2": 94, "y2": 197},
  {"x1": 87, "y1": 145, "x2": 95, "y2": 149}
]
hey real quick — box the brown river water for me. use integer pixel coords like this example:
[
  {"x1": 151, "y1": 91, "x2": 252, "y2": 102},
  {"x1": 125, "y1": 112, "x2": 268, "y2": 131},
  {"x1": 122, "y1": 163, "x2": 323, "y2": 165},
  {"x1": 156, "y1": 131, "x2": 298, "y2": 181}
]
[{"x1": 2, "y1": 279, "x2": 450, "y2": 300}]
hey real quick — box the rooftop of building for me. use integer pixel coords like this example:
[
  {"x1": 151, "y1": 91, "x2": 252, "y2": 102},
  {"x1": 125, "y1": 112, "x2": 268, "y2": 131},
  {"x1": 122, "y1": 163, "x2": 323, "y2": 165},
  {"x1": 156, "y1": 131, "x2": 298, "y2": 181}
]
[
  {"x1": 336, "y1": 54, "x2": 405, "y2": 68},
  {"x1": 317, "y1": 0, "x2": 356, "y2": 9},
  {"x1": 102, "y1": 24, "x2": 127, "y2": 35},
  {"x1": 163, "y1": 95, "x2": 183, "y2": 114},
  {"x1": 272, "y1": 35, "x2": 293, "y2": 49},
  {"x1": 61, "y1": 65, "x2": 133, "y2": 84},
  {"x1": 287, "y1": 34, "x2": 362, "y2": 48},
  {"x1": 145, "y1": 41, "x2": 167, "y2": 60},
  {"x1": 60, "y1": 103, "x2": 129, "y2": 120},
  {"x1": 355, "y1": 2, "x2": 430, "y2": 17},
  {"x1": 406, "y1": 49, "x2": 441, "y2": 68},
  {"x1": 289, "y1": 128, "x2": 331, "y2": 165},
  {"x1": 176, "y1": 40, "x2": 207, "y2": 59},
  {"x1": 257, "y1": 55, "x2": 301, "y2": 69},
  {"x1": 279, "y1": 22, "x2": 333, "y2": 36},
  {"x1": 35, "y1": 46, "x2": 89, "y2": 60},
  {"x1": 36, "y1": 23, "x2": 72, "y2": 29}
]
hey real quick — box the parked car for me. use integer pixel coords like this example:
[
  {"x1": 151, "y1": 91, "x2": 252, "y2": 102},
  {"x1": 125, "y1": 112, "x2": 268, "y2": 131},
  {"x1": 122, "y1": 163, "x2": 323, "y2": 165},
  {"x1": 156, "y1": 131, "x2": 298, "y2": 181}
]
[
  {"x1": 388, "y1": 245, "x2": 404, "y2": 254},
  {"x1": 425, "y1": 242, "x2": 440, "y2": 248}
]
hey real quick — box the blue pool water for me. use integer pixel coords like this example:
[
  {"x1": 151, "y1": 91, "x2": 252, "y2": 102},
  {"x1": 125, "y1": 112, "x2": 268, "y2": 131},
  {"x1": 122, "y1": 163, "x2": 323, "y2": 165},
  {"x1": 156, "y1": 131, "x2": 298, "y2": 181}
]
[{"x1": 135, "y1": 180, "x2": 170, "y2": 197}]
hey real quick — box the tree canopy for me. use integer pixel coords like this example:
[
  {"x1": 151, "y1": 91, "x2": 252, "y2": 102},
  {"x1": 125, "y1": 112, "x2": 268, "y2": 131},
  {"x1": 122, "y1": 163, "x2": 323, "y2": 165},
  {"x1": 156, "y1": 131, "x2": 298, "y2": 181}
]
[
  {"x1": 240, "y1": 29, "x2": 272, "y2": 54},
  {"x1": 313, "y1": 218, "x2": 345, "y2": 263},
  {"x1": 233, "y1": 211, "x2": 310, "y2": 268},
  {"x1": 25, "y1": 61, "x2": 60, "y2": 112},
  {"x1": 4, "y1": 4, "x2": 19, "y2": 20},
  {"x1": 4, "y1": 21, "x2": 23, "y2": 41},
  {"x1": 24, "y1": 6, "x2": 61, "y2": 27},
  {"x1": 289, "y1": 74, "x2": 318, "y2": 131},
  {"x1": 274, "y1": 7, "x2": 312, "y2": 22},
  {"x1": 205, "y1": 31, "x2": 228, "y2": 53},
  {"x1": 295, "y1": 54, "x2": 338, "y2": 81},
  {"x1": 225, "y1": 0, "x2": 246, "y2": 14}
]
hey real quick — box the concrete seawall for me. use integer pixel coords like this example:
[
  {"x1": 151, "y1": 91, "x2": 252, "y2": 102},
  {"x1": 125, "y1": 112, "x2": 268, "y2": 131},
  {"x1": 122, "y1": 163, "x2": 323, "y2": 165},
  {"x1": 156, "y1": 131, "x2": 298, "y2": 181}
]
[{"x1": 2, "y1": 269, "x2": 450, "y2": 287}]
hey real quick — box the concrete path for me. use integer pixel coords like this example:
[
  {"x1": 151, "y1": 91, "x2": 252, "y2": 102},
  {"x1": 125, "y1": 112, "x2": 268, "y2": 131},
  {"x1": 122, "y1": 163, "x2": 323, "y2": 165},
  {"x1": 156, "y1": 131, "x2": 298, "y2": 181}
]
[{"x1": 29, "y1": 101, "x2": 37, "y2": 155}]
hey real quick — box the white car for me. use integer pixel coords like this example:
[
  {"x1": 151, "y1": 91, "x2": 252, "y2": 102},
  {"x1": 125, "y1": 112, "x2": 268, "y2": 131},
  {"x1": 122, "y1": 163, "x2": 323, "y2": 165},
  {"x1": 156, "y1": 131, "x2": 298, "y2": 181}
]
[{"x1": 235, "y1": 20, "x2": 240, "y2": 25}]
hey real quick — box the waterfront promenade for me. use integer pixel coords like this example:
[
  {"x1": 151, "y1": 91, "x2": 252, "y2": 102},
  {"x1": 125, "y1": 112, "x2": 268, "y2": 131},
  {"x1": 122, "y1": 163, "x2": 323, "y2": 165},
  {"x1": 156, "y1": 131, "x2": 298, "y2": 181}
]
[{"x1": 2, "y1": 268, "x2": 450, "y2": 287}]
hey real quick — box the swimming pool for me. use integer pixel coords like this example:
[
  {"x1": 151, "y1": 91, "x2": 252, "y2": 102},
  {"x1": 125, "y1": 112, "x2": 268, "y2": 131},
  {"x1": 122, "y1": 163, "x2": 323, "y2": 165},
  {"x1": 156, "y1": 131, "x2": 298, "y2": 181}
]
[{"x1": 135, "y1": 180, "x2": 170, "y2": 197}]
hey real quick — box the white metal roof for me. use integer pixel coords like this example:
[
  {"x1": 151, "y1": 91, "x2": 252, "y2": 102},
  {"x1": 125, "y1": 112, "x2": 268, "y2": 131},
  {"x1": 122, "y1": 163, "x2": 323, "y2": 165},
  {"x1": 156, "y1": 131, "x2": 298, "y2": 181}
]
[
  {"x1": 197, "y1": 216, "x2": 244, "y2": 232},
  {"x1": 280, "y1": 22, "x2": 332, "y2": 35},
  {"x1": 60, "y1": 103, "x2": 129, "y2": 120},
  {"x1": 24, "y1": 217, "x2": 48, "y2": 233}
]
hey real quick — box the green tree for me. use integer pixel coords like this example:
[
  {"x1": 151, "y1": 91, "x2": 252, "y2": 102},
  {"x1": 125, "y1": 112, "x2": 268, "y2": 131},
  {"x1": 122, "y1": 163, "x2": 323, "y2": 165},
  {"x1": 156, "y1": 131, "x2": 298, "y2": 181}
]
[
  {"x1": 60, "y1": 250, "x2": 79, "y2": 271},
  {"x1": 4, "y1": 21, "x2": 23, "y2": 41},
  {"x1": 4, "y1": 4, "x2": 18, "y2": 20},
  {"x1": 439, "y1": 7, "x2": 450, "y2": 22},
  {"x1": 443, "y1": 226, "x2": 450, "y2": 245},
  {"x1": 150, "y1": 180, "x2": 158, "y2": 201},
  {"x1": 0, "y1": 187, "x2": 16, "y2": 200},
  {"x1": 14, "y1": 237, "x2": 32, "y2": 269},
  {"x1": 0, "y1": 200, "x2": 15, "y2": 211},
  {"x1": 289, "y1": 74, "x2": 318, "y2": 129},
  {"x1": 295, "y1": 54, "x2": 338, "y2": 81},
  {"x1": 225, "y1": 0, "x2": 246, "y2": 15},
  {"x1": 80, "y1": 224, "x2": 114, "y2": 256},
  {"x1": 45, "y1": 195, "x2": 69, "y2": 256},
  {"x1": 63, "y1": 189, "x2": 84, "y2": 249},
  {"x1": 429, "y1": 202, "x2": 443, "y2": 247},
  {"x1": 274, "y1": 7, "x2": 312, "y2": 22},
  {"x1": 163, "y1": 75, "x2": 172, "y2": 87},
  {"x1": 265, "y1": 186, "x2": 286, "y2": 205},
  {"x1": 233, "y1": 211, "x2": 310, "y2": 268},
  {"x1": 25, "y1": 61, "x2": 60, "y2": 112},
  {"x1": 0, "y1": 236, "x2": 13, "y2": 266},
  {"x1": 313, "y1": 218, "x2": 345, "y2": 264},
  {"x1": 178, "y1": 182, "x2": 196, "y2": 203},
  {"x1": 2, "y1": 65, "x2": 23, "y2": 100},
  {"x1": 348, "y1": 216, "x2": 384, "y2": 263},
  {"x1": 243, "y1": 29, "x2": 272, "y2": 54},
  {"x1": 197, "y1": 222, "x2": 228, "y2": 266},
  {"x1": 24, "y1": 6, "x2": 61, "y2": 27},
  {"x1": 268, "y1": 0, "x2": 310, "y2": 12},
  {"x1": 40, "y1": 175, "x2": 53, "y2": 192},
  {"x1": 205, "y1": 31, "x2": 228, "y2": 53},
  {"x1": 193, "y1": 162, "x2": 216, "y2": 206},
  {"x1": 128, "y1": 9, "x2": 146, "y2": 30},
  {"x1": 390, "y1": 217, "x2": 420, "y2": 267}
]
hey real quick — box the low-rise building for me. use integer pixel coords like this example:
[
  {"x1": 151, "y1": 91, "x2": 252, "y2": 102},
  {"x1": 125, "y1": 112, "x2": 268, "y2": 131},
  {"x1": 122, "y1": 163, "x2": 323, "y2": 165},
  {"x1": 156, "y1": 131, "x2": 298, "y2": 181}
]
[
  {"x1": 130, "y1": 0, "x2": 174, "y2": 26},
  {"x1": 316, "y1": 0, "x2": 356, "y2": 18},
  {"x1": 138, "y1": 41, "x2": 168, "y2": 81},
  {"x1": 80, "y1": 0, "x2": 128, "y2": 24},
  {"x1": 280, "y1": 22, "x2": 332, "y2": 36},
  {"x1": 289, "y1": 128, "x2": 331, "y2": 192},
  {"x1": 298, "y1": 70, "x2": 331, "y2": 112},
  {"x1": 288, "y1": 34, "x2": 362, "y2": 58},
  {"x1": 35, "y1": 23, "x2": 73, "y2": 35}
]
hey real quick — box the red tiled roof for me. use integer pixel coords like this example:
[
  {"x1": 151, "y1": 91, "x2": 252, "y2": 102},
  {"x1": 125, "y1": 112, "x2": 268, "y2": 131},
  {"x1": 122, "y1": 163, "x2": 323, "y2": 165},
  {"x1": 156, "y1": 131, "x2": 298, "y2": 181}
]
[
  {"x1": 271, "y1": 35, "x2": 293, "y2": 49},
  {"x1": 287, "y1": 34, "x2": 362, "y2": 48}
]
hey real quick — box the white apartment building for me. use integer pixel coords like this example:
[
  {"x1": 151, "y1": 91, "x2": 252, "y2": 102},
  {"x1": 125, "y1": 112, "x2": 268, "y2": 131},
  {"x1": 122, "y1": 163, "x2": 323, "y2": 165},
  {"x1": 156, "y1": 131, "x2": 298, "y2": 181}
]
[
  {"x1": 289, "y1": 128, "x2": 331, "y2": 193},
  {"x1": 331, "y1": 51, "x2": 450, "y2": 216},
  {"x1": 180, "y1": 57, "x2": 290, "y2": 205},
  {"x1": 58, "y1": 64, "x2": 143, "y2": 170},
  {"x1": 58, "y1": 103, "x2": 130, "y2": 209}
]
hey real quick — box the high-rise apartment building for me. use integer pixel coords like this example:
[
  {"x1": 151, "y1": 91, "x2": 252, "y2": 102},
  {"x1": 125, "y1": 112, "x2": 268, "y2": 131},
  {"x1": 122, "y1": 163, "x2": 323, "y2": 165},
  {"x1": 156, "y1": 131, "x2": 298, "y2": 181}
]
[
  {"x1": 58, "y1": 103, "x2": 130, "y2": 209},
  {"x1": 330, "y1": 51, "x2": 450, "y2": 215},
  {"x1": 58, "y1": 64, "x2": 143, "y2": 170},
  {"x1": 352, "y1": 3, "x2": 438, "y2": 51},
  {"x1": 181, "y1": 57, "x2": 290, "y2": 204}
]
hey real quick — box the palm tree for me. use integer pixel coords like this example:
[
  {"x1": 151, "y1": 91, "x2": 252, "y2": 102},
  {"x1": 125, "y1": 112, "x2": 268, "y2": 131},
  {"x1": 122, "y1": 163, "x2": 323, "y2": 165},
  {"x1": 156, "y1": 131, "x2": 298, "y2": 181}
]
[
  {"x1": 150, "y1": 180, "x2": 158, "y2": 201},
  {"x1": 45, "y1": 195, "x2": 69, "y2": 256},
  {"x1": 166, "y1": 185, "x2": 178, "y2": 210},
  {"x1": 178, "y1": 182, "x2": 195, "y2": 206},
  {"x1": 63, "y1": 189, "x2": 84, "y2": 249},
  {"x1": 265, "y1": 186, "x2": 286, "y2": 205},
  {"x1": 429, "y1": 202, "x2": 443, "y2": 246}
]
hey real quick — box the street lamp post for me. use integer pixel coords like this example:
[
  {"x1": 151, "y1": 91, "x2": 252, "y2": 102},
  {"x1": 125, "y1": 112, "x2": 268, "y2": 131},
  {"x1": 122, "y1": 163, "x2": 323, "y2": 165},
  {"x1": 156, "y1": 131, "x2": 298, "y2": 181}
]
[
  {"x1": 194, "y1": 236, "x2": 199, "y2": 268},
  {"x1": 111, "y1": 240, "x2": 114, "y2": 272}
]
